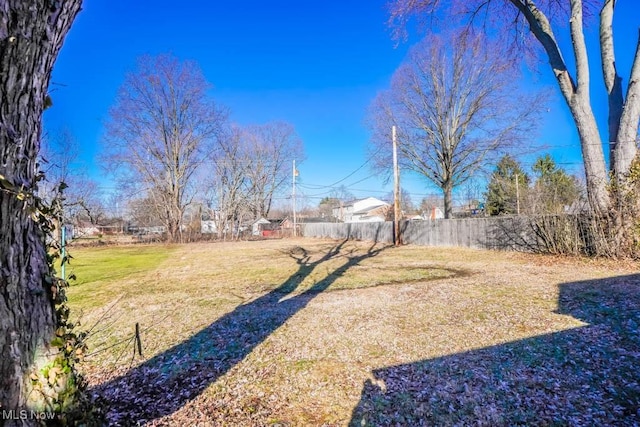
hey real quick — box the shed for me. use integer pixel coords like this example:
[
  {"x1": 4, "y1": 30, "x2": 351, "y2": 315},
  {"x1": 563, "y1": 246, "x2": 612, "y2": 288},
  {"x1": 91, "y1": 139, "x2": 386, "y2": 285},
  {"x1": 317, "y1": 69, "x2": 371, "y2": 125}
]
[{"x1": 252, "y1": 218, "x2": 271, "y2": 236}]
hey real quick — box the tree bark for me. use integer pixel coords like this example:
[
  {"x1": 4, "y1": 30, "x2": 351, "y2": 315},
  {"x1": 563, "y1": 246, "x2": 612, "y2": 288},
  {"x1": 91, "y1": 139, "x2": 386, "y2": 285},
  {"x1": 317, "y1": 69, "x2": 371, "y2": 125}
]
[
  {"x1": 568, "y1": 94, "x2": 610, "y2": 215},
  {"x1": 443, "y1": 181, "x2": 453, "y2": 219},
  {"x1": 614, "y1": 32, "x2": 640, "y2": 179},
  {"x1": 599, "y1": 0, "x2": 624, "y2": 170},
  {"x1": 0, "y1": 0, "x2": 82, "y2": 420},
  {"x1": 600, "y1": 0, "x2": 639, "y2": 185}
]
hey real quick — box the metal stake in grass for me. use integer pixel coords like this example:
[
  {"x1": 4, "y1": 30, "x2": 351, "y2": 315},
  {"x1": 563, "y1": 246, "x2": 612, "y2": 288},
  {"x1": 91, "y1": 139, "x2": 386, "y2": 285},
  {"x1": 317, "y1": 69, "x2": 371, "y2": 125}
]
[{"x1": 135, "y1": 322, "x2": 143, "y2": 357}]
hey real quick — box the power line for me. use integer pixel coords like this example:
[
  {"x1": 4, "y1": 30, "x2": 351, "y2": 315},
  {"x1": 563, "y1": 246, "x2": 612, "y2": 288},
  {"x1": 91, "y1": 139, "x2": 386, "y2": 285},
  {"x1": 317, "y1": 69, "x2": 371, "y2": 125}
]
[{"x1": 298, "y1": 159, "x2": 373, "y2": 189}]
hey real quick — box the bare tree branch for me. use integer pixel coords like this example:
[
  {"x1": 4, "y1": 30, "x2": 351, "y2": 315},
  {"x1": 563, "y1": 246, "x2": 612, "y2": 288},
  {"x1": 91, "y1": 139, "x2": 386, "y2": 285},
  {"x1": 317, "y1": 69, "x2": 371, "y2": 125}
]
[
  {"x1": 369, "y1": 30, "x2": 542, "y2": 218},
  {"x1": 243, "y1": 122, "x2": 304, "y2": 219},
  {"x1": 387, "y1": 0, "x2": 636, "y2": 214},
  {"x1": 103, "y1": 54, "x2": 227, "y2": 242}
]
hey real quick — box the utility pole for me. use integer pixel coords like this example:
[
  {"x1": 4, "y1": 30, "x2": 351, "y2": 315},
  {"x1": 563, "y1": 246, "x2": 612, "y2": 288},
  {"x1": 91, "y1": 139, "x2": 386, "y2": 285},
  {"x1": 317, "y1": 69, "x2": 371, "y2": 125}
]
[
  {"x1": 292, "y1": 159, "x2": 297, "y2": 237},
  {"x1": 392, "y1": 126, "x2": 401, "y2": 246}
]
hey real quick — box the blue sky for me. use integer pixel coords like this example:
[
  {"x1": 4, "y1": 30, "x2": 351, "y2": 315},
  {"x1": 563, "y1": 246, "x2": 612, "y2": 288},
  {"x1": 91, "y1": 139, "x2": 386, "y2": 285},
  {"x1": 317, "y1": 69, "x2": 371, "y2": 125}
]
[{"x1": 43, "y1": 1, "x2": 639, "y2": 209}]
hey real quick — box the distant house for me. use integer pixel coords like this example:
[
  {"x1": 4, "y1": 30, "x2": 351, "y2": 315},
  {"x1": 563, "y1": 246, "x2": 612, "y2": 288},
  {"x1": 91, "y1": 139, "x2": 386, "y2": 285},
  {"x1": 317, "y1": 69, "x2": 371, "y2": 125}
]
[
  {"x1": 74, "y1": 221, "x2": 100, "y2": 237},
  {"x1": 406, "y1": 214, "x2": 424, "y2": 221},
  {"x1": 74, "y1": 220, "x2": 126, "y2": 237},
  {"x1": 332, "y1": 197, "x2": 391, "y2": 223},
  {"x1": 426, "y1": 207, "x2": 445, "y2": 220},
  {"x1": 252, "y1": 217, "x2": 293, "y2": 236},
  {"x1": 202, "y1": 219, "x2": 250, "y2": 236},
  {"x1": 201, "y1": 220, "x2": 218, "y2": 234},
  {"x1": 134, "y1": 225, "x2": 166, "y2": 235},
  {"x1": 252, "y1": 218, "x2": 271, "y2": 235}
]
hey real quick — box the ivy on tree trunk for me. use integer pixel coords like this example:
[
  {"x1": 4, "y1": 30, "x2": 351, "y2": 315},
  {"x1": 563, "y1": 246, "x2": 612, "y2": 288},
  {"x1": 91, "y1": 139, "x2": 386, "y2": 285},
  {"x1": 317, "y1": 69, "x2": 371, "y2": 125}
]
[{"x1": 0, "y1": 0, "x2": 82, "y2": 421}]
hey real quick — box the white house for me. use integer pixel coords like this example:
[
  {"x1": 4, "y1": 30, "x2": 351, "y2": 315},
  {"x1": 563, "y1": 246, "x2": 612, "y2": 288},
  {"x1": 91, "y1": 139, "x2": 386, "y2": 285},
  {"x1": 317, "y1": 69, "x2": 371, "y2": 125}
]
[
  {"x1": 201, "y1": 220, "x2": 218, "y2": 234},
  {"x1": 252, "y1": 218, "x2": 271, "y2": 235},
  {"x1": 332, "y1": 197, "x2": 391, "y2": 223},
  {"x1": 425, "y1": 207, "x2": 445, "y2": 220}
]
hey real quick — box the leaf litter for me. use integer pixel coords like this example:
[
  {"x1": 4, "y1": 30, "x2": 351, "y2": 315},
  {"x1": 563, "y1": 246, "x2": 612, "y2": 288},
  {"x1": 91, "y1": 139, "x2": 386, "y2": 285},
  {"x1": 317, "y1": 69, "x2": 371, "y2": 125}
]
[{"x1": 66, "y1": 239, "x2": 640, "y2": 426}]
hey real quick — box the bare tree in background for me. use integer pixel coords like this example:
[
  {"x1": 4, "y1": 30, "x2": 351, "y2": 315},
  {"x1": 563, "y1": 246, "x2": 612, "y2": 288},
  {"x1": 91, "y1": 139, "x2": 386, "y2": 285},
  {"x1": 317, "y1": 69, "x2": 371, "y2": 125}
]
[
  {"x1": 244, "y1": 122, "x2": 303, "y2": 219},
  {"x1": 0, "y1": 0, "x2": 83, "y2": 417},
  {"x1": 420, "y1": 194, "x2": 445, "y2": 217},
  {"x1": 207, "y1": 125, "x2": 252, "y2": 239},
  {"x1": 128, "y1": 194, "x2": 160, "y2": 230},
  {"x1": 103, "y1": 54, "x2": 227, "y2": 243},
  {"x1": 40, "y1": 128, "x2": 105, "y2": 228},
  {"x1": 383, "y1": 187, "x2": 415, "y2": 215},
  {"x1": 39, "y1": 128, "x2": 78, "y2": 194},
  {"x1": 388, "y1": 0, "x2": 640, "y2": 215},
  {"x1": 316, "y1": 186, "x2": 356, "y2": 220},
  {"x1": 202, "y1": 121, "x2": 303, "y2": 238},
  {"x1": 329, "y1": 185, "x2": 356, "y2": 204},
  {"x1": 369, "y1": 31, "x2": 541, "y2": 218},
  {"x1": 463, "y1": 179, "x2": 483, "y2": 211}
]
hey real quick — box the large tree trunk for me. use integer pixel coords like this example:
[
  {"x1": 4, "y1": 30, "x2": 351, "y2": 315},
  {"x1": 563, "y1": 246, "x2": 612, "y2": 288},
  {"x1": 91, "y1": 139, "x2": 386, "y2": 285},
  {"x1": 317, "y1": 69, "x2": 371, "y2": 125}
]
[
  {"x1": 443, "y1": 182, "x2": 453, "y2": 219},
  {"x1": 600, "y1": 0, "x2": 640, "y2": 184},
  {"x1": 511, "y1": 0, "x2": 610, "y2": 215},
  {"x1": 568, "y1": 95, "x2": 610, "y2": 215},
  {"x1": 613, "y1": 36, "x2": 640, "y2": 180},
  {"x1": 0, "y1": 0, "x2": 82, "y2": 420}
]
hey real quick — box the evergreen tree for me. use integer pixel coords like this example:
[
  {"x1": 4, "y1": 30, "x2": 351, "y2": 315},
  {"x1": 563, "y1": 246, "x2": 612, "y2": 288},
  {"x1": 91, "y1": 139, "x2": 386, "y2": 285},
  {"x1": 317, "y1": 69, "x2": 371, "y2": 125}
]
[
  {"x1": 531, "y1": 154, "x2": 580, "y2": 214},
  {"x1": 485, "y1": 155, "x2": 529, "y2": 215}
]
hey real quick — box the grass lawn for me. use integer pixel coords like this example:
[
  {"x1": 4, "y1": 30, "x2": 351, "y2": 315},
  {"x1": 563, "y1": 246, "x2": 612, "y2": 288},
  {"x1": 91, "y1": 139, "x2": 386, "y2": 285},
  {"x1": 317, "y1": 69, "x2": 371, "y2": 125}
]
[
  {"x1": 65, "y1": 243, "x2": 175, "y2": 309},
  {"x1": 66, "y1": 239, "x2": 640, "y2": 426}
]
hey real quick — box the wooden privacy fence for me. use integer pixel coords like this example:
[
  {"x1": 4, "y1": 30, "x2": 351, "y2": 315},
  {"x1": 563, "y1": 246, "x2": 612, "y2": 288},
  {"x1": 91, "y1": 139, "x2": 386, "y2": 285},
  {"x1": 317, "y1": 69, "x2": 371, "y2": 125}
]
[
  {"x1": 301, "y1": 216, "x2": 588, "y2": 253},
  {"x1": 301, "y1": 222, "x2": 395, "y2": 244}
]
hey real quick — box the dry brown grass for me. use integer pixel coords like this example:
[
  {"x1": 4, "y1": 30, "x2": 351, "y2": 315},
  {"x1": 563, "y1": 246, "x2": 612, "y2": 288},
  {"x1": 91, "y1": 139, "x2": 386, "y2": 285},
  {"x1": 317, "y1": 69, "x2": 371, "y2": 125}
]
[{"x1": 67, "y1": 238, "x2": 640, "y2": 426}]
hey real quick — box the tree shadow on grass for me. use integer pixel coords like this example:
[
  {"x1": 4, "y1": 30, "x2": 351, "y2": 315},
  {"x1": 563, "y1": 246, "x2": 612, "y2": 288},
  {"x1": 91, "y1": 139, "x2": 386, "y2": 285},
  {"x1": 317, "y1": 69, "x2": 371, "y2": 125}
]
[
  {"x1": 92, "y1": 239, "x2": 389, "y2": 424},
  {"x1": 351, "y1": 274, "x2": 640, "y2": 426}
]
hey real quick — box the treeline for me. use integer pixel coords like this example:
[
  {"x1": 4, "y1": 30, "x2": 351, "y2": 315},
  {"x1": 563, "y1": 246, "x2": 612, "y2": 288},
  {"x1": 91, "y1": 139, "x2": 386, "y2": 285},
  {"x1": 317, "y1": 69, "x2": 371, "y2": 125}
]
[
  {"x1": 485, "y1": 154, "x2": 582, "y2": 216},
  {"x1": 44, "y1": 55, "x2": 303, "y2": 243}
]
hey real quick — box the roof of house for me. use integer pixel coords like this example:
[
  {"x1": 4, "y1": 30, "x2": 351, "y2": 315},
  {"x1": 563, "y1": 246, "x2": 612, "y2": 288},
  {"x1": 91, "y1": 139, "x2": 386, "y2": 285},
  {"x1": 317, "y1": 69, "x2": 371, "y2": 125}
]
[
  {"x1": 337, "y1": 196, "x2": 384, "y2": 208},
  {"x1": 360, "y1": 204, "x2": 391, "y2": 217},
  {"x1": 265, "y1": 217, "x2": 291, "y2": 225},
  {"x1": 353, "y1": 202, "x2": 389, "y2": 215}
]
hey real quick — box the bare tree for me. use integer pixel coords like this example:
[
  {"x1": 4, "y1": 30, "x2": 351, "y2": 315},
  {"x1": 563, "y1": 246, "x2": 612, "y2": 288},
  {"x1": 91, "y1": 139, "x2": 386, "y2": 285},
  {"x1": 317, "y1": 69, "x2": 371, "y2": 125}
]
[
  {"x1": 383, "y1": 187, "x2": 415, "y2": 215},
  {"x1": 420, "y1": 194, "x2": 445, "y2": 216},
  {"x1": 243, "y1": 122, "x2": 303, "y2": 219},
  {"x1": 0, "y1": 0, "x2": 83, "y2": 417},
  {"x1": 463, "y1": 179, "x2": 483, "y2": 211},
  {"x1": 39, "y1": 128, "x2": 78, "y2": 192},
  {"x1": 388, "y1": 0, "x2": 640, "y2": 215},
  {"x1": 314, "y1": 186, "x2": 356, "y2": 220},
  {"x1": 202, "y1": 121, "x2": 303, "y2": 238},
  {"x1": 329, "y1": 185, "x2": 356, "y2": 204},
  {"x1": 40, "y1": 128, "x2": 105, "y2": 228},
  {"x1": 206, "y1": 125, "x2": 252, "y2": 238},
  {"x1": 103, "y1": 54, "x2": 227, "y2": 242},
  {"x1": 369, "y1": 31, "x2": 541, "y2": 218}
]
